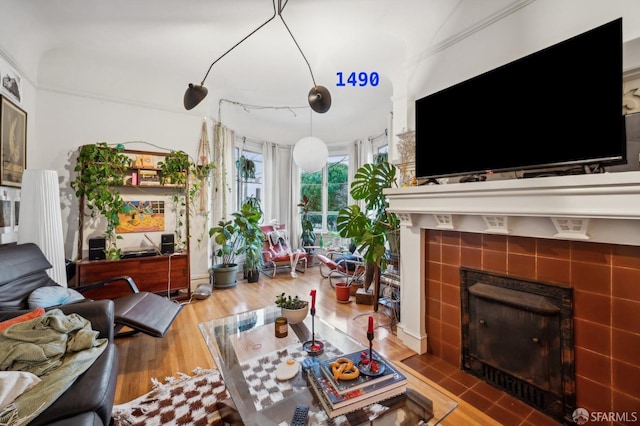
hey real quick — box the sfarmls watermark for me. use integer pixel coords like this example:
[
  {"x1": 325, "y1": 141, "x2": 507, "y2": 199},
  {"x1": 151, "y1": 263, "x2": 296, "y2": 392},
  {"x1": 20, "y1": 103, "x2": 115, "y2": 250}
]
[{"x1": 572, "y1": 408, "x2": 638, "y2": 424}]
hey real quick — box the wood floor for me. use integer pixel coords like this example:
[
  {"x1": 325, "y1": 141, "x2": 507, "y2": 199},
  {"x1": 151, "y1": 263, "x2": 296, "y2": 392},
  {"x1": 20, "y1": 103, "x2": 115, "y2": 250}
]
[{"x1": 113, "y1": 265, "x2": 499, "y2": 425}]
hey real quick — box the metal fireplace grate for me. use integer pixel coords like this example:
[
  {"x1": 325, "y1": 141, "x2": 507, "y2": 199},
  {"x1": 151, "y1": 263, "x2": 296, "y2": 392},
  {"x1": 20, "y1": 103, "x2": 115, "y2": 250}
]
[
  {"x1": 460, "y1": 267, "x2": 575, "y2": 424},
  {"x1": 481, "y1": 362, "x2": 547, "y2": 410}
]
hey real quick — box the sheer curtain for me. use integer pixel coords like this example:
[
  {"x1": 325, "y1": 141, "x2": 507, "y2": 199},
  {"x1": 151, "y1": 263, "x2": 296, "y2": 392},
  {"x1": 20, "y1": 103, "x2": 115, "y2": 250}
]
[
  {"x1": 262, "y1": 142, "x2": 302, "y2": 248},
  {"x1": 348, "y1": 138, "x2": 373, "y2": 207}
]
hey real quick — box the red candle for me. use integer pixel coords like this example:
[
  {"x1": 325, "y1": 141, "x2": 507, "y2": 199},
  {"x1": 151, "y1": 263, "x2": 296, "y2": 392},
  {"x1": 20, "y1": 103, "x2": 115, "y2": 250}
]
[
  {"x1": 368, "y1": 316, "x2": 374, "y2": 333},
  {"x1": 310, "y1": 289, "x2": 316, "y2": 310}
]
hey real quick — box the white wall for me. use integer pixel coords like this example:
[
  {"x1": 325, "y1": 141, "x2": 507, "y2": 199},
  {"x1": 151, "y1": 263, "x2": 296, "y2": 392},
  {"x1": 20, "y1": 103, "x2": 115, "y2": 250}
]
[{"x1": 396, "y1": 0, "x2": 640, "y2": 150}]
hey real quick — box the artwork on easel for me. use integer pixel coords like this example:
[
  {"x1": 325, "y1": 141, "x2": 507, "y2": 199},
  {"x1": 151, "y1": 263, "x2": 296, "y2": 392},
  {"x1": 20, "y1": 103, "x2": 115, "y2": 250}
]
[{"x1": 116, "y1": 200, "x2": 165, "y2": 233}]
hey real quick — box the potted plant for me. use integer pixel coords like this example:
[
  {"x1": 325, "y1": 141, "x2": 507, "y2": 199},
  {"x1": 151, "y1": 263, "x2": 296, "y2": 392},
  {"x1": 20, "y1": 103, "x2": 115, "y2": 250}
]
[
  {"x1": 275, "y1": 292, "x2": 309, "y2": 324},
  {"x1": 336, "y1": 161, "x2": 400, "y2": 292},
  {"x1": 71, "y1": 142, "x2": 132, "y2": 260},
  {"x1": 236, "y1": 155, "x2": 256, "y2": 181},
  {"x1": 208, "y1": 197, "x2": 263, "y2": 287},
  {"x1": 297, "y1": 194, "x2": 316, "y2": 250},
  {"x1": 238, "y1": 196, "x2": 263, "y2": 283},
  {"x1": 208, "y1": 217, "x2": 242, "y2": 288}
]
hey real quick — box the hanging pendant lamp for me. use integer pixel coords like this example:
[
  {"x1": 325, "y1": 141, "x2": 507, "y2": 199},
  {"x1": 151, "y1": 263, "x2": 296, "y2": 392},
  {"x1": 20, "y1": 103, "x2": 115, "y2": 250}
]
[
  {"x1": 183, "y1": 0, "x2": 331, "y2": 113},
  {"x1": 293, "y1": 136, "x2": 328, "y2": 172}
]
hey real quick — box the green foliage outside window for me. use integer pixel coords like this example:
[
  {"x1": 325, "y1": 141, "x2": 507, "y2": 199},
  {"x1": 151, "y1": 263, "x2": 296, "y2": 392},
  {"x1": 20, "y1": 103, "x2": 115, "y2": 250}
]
[{"x1": 300, "y1": 159, "x2": 349, "y2": 232}]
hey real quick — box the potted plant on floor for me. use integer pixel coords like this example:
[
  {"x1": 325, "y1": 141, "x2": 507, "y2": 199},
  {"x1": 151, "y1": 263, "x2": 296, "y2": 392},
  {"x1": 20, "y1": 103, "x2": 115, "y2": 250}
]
[
  {"x1": 336, "y1": 161, "x2": 400, "y2": 292},
  {"x1": 275, "y1": 292, "x2": 309, "y2": 324},
  {"x1": 209, "y1": 197, "x2": 263, "y2": 287},
  {"x1": 209, "y1": 218, "x2": 242, "y2": 288},
  {"x1": 238, "y1": 196, "x2": 263, "y2": 283},
  {"x1": 298, "y1": 194, "x2": 316, "y2": 248}
]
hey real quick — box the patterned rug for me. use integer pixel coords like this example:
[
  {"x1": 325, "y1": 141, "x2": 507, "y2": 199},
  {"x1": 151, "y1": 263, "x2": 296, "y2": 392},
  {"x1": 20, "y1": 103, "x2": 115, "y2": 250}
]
[{"x1": 111, "y1": 367, "x2": 239, "y2": 426}]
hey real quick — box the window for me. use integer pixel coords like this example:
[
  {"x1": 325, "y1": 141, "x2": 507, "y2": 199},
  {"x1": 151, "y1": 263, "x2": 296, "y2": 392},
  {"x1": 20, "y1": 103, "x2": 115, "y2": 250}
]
[
  {"x1": 234, "y1": 148, "x2": 263, "y2": 208},
  {"x1": 300, "y1": 155, "x2": 349, "y2": 233},
  {"x1": 374, "y1": 140, "x2": 388, "y2": 163}
]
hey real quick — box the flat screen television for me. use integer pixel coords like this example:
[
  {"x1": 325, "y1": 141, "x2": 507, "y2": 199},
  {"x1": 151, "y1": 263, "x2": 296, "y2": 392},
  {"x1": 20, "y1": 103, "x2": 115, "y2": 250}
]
[{"x1": 415, "y1": 17, "x2": 626, "y2": 180}]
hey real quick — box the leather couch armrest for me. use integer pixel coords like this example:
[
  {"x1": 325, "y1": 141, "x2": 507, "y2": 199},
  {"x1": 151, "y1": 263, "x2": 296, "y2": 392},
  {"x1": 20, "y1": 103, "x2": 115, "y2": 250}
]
[{"x1": 57, "y1": 300, "x2": 115, "y2": 341}]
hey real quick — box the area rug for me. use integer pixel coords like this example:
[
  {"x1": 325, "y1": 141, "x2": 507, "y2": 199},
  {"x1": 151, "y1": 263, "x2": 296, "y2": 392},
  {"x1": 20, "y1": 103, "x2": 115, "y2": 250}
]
[{"x1": 111, "y1": 367, "x2": 239, "y2": 426}]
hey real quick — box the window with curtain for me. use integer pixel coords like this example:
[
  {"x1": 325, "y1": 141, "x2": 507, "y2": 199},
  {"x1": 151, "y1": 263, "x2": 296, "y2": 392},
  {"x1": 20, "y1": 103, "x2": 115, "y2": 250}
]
[
  {"x1": 300, "y1": 154, "x2": 349, "y2": 233},
  {"x1": 234, "y1": 148, "x2": 263, "y2": 209}
]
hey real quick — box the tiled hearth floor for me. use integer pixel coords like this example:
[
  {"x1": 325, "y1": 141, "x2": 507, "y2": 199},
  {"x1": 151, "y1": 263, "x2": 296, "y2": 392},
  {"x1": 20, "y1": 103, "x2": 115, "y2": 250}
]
[{"x1": 402, "y1": 353, "x2": 561, "y2": 426}]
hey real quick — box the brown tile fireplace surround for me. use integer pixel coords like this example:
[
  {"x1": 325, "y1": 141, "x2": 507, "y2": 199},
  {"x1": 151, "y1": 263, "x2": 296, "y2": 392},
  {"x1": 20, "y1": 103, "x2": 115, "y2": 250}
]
[{"x1": 386, "y1": 172, "x2": 640, "y2": 425}]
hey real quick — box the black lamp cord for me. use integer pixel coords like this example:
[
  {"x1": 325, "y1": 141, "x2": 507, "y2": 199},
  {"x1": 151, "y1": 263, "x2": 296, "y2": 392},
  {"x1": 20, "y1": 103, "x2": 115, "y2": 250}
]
[
  {"x1": 199, "y1": 0, "x2": 318, "y2": 89},
  {"x1": 199, "y1": 1, "x2": 278, "y2": 85}
]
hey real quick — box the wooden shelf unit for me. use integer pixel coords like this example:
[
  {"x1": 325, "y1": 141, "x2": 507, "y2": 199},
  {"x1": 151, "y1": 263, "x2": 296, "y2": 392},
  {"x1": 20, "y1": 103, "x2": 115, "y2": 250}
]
[
  {"x1": 75, "y1": 147, "x2": 191, "y2": 300},
  {"x1": 74, "y1": 253, "x2": 189, "y2": 300}
]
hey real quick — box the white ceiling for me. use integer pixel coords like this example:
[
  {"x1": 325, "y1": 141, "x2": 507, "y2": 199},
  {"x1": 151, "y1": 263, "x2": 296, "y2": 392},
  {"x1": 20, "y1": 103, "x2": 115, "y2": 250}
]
[{"x1": 6, "y1": 0, "x2": 521, "y2": 144}]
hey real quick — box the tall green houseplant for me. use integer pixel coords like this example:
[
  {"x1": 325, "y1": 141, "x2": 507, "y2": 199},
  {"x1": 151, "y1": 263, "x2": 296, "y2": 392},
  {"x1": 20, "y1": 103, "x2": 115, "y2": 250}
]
[
  {"x1": 71, "y1": 142, "x2": 132, "y2": 260},
  {"x1": 238, "y1": 196, "x2": 263, "y2": 282},
  {"x1": 336, "y1": 161, "x2": 399, "y2": 290},
  {"x1": 208, "y1": 197, "x2": 263, "y2": 286},
  {"x1": 297, "y1": 194, "x2": 316, "y2": 249}
]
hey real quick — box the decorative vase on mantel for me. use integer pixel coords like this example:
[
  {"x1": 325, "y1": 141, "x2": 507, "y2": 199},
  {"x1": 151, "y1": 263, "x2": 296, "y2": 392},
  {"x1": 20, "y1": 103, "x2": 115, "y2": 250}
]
[{"x1": 396, "y1": 130, "x2": 415, "y2": 187}]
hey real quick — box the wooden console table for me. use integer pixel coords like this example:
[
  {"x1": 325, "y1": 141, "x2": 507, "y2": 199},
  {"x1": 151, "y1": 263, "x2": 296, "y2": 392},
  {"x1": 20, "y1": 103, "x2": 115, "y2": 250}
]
[{"x1": 73, "y1": 253, "x2": 190, "y2": 300}]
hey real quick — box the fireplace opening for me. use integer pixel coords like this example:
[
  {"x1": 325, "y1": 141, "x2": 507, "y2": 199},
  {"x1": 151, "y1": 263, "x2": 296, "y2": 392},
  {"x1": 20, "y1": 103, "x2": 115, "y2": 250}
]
[{"x1": 460, "y1": 267, "x2": 575, "y2": 424}]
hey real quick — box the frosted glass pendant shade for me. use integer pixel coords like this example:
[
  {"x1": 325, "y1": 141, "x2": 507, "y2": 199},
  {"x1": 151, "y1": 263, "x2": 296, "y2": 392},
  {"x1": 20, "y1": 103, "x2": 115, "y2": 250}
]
[
  {"x1": 293, "y1": 136, "x2": 328, "y2": 172},
  {"x1": 18, "y1": 169, "x2": 67, "y2": 286}
]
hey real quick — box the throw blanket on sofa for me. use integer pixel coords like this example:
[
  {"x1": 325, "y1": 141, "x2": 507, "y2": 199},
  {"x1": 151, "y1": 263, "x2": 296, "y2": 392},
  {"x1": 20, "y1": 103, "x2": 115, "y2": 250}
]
[{"x1": 0, "y1": 309, "x2": 107, "y2": 426}]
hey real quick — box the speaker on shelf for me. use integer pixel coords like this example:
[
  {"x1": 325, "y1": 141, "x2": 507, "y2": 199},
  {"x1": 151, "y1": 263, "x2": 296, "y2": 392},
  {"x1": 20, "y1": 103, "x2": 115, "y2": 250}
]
[
  {"x1": 88, "y1": 237, "x2": 106, "y2": 260},
  {"x1": 161, "y1": 233, "x2": 175, "y2": 254}
]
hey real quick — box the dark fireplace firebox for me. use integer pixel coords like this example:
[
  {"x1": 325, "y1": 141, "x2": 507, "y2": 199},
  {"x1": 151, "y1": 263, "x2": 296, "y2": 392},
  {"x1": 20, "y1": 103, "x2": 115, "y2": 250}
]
[{"x1": 460, "y1": 267, "x2": 575, "y2": 424}]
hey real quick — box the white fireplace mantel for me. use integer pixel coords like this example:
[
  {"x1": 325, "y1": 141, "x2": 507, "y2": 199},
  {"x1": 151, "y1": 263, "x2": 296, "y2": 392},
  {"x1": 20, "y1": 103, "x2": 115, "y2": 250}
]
[{"x1": 384, "y1": 171, "x2": 640, "y2": 354}]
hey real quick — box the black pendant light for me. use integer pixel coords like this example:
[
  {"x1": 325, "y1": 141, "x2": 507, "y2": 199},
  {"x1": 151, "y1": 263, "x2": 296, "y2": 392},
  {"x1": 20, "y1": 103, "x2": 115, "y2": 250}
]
[
  {"x1": 184, "y1": 84, "x2": 209, "y2": 111},
  {"x1": 183, "y1": 0, "x2": 331, "y2": 113},
  {"x1": 308, "y1": 86, "x2": 331, "y2": 114}
]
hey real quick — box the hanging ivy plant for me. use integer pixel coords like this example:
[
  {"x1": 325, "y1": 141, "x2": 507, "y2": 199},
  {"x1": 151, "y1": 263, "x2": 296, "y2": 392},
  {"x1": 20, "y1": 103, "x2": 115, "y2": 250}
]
[
  {"x1": 71, "y1": 142, "x2": 132, "y2": 260},
  {"x1": 158, "y1": 151, "x2": 216, "y2": 250}
]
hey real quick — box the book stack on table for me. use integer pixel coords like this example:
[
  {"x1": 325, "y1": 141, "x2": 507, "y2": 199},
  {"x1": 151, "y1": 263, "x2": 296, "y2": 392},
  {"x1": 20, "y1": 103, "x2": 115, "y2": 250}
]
[{"x1": 304, "y1": 350, "x2": 407, "y2": 418}]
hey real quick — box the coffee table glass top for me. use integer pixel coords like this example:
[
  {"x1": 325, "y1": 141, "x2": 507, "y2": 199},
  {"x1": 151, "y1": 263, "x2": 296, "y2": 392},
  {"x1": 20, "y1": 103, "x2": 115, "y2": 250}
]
[{"x1": 199, "y1": 305, "x2": 457, "y2": 425}]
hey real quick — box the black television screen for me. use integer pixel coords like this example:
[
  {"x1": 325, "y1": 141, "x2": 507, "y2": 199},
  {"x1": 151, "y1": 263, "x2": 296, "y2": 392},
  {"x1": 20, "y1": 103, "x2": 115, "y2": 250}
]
[{"x1": 415, "y1": 18, "x2": 626, "y2": 180}]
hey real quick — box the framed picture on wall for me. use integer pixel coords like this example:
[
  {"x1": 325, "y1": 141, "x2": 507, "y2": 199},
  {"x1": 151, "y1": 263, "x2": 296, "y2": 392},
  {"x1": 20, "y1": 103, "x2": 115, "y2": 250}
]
[{"x1": 0, "y1": 95, "x2": 27, "y2": 187}]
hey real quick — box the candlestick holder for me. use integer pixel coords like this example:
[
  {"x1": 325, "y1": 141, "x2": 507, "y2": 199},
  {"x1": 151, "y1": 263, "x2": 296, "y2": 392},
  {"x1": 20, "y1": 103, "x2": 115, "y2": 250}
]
[
  {"x1": 356, "y1": 325, "x2": 386, "y2": 376},
  {"x1": 303, "y1": 307, "x2": 324, "y2": 355}
]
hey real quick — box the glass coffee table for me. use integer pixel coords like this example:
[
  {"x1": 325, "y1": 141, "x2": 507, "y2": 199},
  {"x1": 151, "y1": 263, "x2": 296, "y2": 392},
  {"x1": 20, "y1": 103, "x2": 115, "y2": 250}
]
[{"x1": 199, "y1": 305, "x2": 457, "y2": 425}]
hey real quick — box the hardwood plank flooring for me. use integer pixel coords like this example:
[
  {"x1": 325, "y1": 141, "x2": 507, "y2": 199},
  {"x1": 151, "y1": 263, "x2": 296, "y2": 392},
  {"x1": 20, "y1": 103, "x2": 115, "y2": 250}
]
[{"x1": 114, "y1": 265, "x2": 499, "y2": 425}]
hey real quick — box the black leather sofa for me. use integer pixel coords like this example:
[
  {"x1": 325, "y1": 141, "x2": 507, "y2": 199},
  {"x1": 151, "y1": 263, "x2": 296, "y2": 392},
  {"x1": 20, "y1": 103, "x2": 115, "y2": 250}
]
[{"x1": 0, "y1": 243, "x2": 118, "y2": 426}]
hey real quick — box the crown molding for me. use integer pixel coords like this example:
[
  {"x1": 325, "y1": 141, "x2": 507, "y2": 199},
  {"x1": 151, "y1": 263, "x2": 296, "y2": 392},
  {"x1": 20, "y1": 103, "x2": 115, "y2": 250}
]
[{"x1": 407, "y1": 0, "x2": 536, "y2": 67}]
